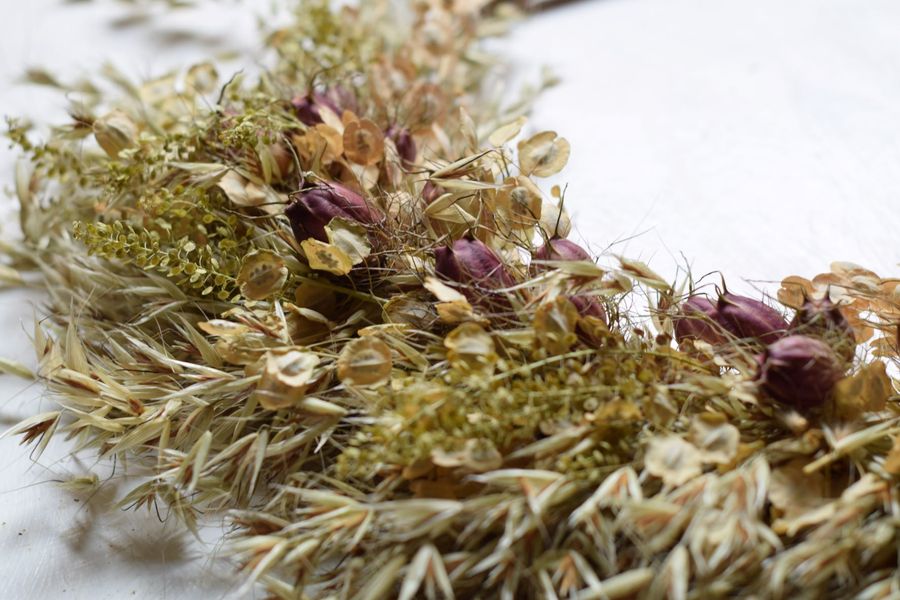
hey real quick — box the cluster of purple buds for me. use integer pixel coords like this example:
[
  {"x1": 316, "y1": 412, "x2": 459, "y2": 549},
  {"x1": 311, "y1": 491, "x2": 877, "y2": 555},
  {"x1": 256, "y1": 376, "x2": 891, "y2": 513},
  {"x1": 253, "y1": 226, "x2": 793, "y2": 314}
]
[
  {"x1": 755, "y1": 335, "x2": 845, "y2": 410},
  {"x1": 286, "y1": 182, "x2": 381, "y2": 243},
  {"x1": 534, "y1": 238, "x2": 607, "y2": 323},
  {"x1": 674, "y1": 291, "x2": 787, "y2": 346}
]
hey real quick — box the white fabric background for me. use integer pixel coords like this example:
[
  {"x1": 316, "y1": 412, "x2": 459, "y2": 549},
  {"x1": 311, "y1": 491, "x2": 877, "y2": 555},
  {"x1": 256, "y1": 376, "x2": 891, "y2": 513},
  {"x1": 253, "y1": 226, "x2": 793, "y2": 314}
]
[{"x1": 0, "y1": 0, "x2": 897, "y2": 597}]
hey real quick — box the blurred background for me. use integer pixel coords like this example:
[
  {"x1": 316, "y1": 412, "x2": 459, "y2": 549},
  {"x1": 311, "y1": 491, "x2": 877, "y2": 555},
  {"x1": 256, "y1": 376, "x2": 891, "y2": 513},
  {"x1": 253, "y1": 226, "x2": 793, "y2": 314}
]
[{"x1": 1, "y1": 0, "x2": 897, "y2": 597}]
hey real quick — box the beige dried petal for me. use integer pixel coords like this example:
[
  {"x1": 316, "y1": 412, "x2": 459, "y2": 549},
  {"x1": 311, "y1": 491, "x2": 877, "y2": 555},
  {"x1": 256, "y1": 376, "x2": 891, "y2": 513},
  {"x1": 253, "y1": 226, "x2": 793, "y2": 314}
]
[
  {"x1": 301, "y1": 239, "x2": 354, "y2": 275},
  {"x1": 832, "y1": 361, "x2": 892, "y2": 420},
  {"x1": 325, "y1": 217, "x2": 371, "y2": 266},
  {"x1": 337, "y1": 337, "x2": 393, "y2": 386},
  {"x1": 496, "y1": 176, "x2": 542, "y2": 230},
  {"x1": 769, "y1": 458, "x2": 829, "y2": 520},
  {"x1": 424, "y1": 277, "x2": 467, "y2": 303},
  {"x1": 533, "y1": 297, "x2": 579, "y2": 355},
  {"x1": 518, "y1": 131, "x2": 570, "y2": 177},
  {"x1": 777, "y1": 276, "x2": 813, "y2": 309},
  {"x1": 93, "y1": 109, "x2": 138, "y2": 158},
  {"x1": 539, "y1": 198, "x2": 572, "y2": 238},
  {"x1": 255, "y1": 349, "x2": 319, "y2": 410},
  {"x1": 218, "y1": 171, "x2": 268, "y2": 207},
  {"x1": 688, "y1": 414, "x2": 739, "y2": 465},
  {"x1": 444, "y1": 322, "x2": 496, "y2": 372},
  {"x1": 488, "y1": 116, "x2": 527, "y2": 147},
  {"x1": 197, "y1": 319, "x2": 251, "y2": 336},
  {"x1": 343, "y1": 118, "x2": 384, "y2": 165},
  {"x1": 645, "y1": 436, "x2": 702, "y2": 487},
  {"x1": 237, "y1": 250, "x2": 288, "y2": 300}
]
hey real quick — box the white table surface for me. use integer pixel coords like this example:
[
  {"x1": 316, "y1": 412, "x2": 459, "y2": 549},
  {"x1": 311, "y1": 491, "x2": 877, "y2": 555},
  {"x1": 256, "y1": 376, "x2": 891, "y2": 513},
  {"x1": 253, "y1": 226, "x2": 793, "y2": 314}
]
[{"x1": 1, "y1": 0, "x2": 898, "y2": 598}]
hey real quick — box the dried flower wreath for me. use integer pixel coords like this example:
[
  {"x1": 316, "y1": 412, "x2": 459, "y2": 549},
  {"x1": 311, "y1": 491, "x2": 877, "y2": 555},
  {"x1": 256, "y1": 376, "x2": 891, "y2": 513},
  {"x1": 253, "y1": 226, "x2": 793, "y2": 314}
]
[{"x1": 3, "y1": 0, "x2": 899, "y2": 598}]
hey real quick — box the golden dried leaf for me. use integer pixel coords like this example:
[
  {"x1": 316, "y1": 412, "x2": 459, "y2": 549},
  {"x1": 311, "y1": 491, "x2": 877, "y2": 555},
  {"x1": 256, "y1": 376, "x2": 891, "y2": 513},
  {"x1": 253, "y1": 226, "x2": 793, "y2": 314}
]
[
  {"x1": 325, "y1": 217, "x2": 371, "y2": 266},
  {"x1": 444, "y1": 322, "x2": 496, "y2": 372},
  {"x1": 517, "y1": 130, "x2": 570, "y2": 177},
  {"x1": 832, "y1": 361, "x2": 892, "y2": 420},
  {"x1": 254, "y1": 349, "x2": 319, "y2": 410},
  {"x1": 337, "y1": 337, "x2": 392, "y2": 386},
  {"x1": 343, "y1": 118, "x2": 384, "y2": 165},
  {"x1": 533, "y1": 297, "x2": 579, "y2": 355},
  {"x1": 777, "y1": 275, "x2": 813, "y2": 309},
  {"x1": 644, "y1": 436, "x2": 702, "y2": 487},
  {"x1": 424, "y1": 277, "x2": 467, "y2": 303},
  {"x1": 488, "y1": 116, "x2": 527, "y2": 146},
  {"x1": 883, "y1": 436, "x2": 900, "y2": 475},
  {"x1": 301, "y1": 239, "x2": 354, "y2": 275},
  {"x1": 237, "y1": 250, "x2": 288, "y2": 300}
]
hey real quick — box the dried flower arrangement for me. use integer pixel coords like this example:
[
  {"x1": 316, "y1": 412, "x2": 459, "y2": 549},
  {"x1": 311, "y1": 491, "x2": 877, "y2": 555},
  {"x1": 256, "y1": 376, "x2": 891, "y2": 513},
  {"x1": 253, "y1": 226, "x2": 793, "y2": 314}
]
[{"x1": 3, "y1": 0, "x2": 899, "y2": 598}]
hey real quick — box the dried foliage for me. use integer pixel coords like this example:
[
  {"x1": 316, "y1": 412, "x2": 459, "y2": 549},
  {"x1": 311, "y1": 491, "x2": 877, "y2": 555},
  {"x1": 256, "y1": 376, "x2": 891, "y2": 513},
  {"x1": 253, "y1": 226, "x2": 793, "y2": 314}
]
[{"x1": 3, "y1": 1, "x2": 900, "y2": 598}]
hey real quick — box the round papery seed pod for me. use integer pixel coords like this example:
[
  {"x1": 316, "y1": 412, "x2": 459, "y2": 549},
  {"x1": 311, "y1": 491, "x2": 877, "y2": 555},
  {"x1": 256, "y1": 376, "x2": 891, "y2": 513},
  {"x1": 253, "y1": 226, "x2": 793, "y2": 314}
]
[
  {"x1": 285, "y1": 182, "x2": 381, "y2": 243},
  {"x1": 790, "y1": 295, "x2": 856, "y2": 363},
  {"x1": 756, "y1": 334, "x2": 845, "y2": 410},
  {"x1": 673, "y1": 295, "x2": 726, "y2": 346},
  {"x1": 435, "y1": 238, "x2": 515, "y2": 297},
  {"x1": 717, "y1": 292, "x2": 788, "y2": 344},
  {"x1": 534, "y1": 238, "x2": 591, "y2": 262},
  {"x1": 386, "y1": 125, "x2": 417, "y2": 166}
]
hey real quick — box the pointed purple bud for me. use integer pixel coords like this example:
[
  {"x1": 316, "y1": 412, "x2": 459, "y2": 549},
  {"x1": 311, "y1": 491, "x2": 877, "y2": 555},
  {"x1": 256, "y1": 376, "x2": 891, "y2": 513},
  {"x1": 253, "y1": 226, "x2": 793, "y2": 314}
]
[
  {"x1": 673, "y1": 295, "x2": 727, "y2": 346},
  {"x1": 435, "y1": 238, "x2": 515, "y2": 302},
  {"x1": 291, "y1": 93, "x2": 340, "y2": 127},
  {"x1": 534, "y1": 238, "x2": 592, "y2": 262},
  {"x1": 569, "y1": 295, "x2": 608, "y2": 323},
  {"x1": 386, "y1": 125, "x2": 417, "y2": 166},
  {"x1": 756, "y1": 335, "x2": 845, "y2": 410},
  {"x1": 789, "y1": 295, "x2": 856, "y2": 362},
  {"x1": 286, "y1": 182, "x2": 381, "y2": 243},
  {"x1": 717, "y1": 292, "x2": 788, "y2": 344}
]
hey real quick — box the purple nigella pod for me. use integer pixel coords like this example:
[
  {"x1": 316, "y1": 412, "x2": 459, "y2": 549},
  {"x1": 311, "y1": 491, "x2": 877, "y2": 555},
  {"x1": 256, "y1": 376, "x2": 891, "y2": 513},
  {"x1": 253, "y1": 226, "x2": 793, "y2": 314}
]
[
  {"x1": 790, "y1": 295, "x2": 856, "y2": 362},
  {"x1": 534, "y1": 238, "x2": 592, "y2": 262},
  {"x1": 286, "y1": 182, "x2": 381, "y2": 243},
  {"x1": 716, "y1": 292, "x2": 788, "y2": 344},
  {"x1": 569, "y1": 295, "x2": 608, "y2": 323},
  {"x1": 386, "y1": 125, "x2": 417, "y2": 166},
  {"x1": 435, "y1": 238, "x2": 515, "y2": 300},
  {"x1": 673, "y1": 295, "x2": 726, "y2": 346},
  {"x1": 291, "y1": 92, "x2": 340, "y2": 126},
  {"x1": 756, "y1": 334, "x2": 845, "y2": 410}
]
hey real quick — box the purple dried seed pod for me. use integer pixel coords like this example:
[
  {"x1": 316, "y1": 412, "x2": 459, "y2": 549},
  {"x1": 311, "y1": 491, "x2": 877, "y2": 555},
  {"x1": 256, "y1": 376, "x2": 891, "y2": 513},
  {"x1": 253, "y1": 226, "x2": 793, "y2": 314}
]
[
  {"x1": 716, "y1": 292, "x2": 788, "y2": 344},
  {"x1": 673, "y1": 295, "x2": 726, "y2": 346},
  {"x1": 291, "y1": 92, "x2": 340, "y2": 126},
  {"x1": 570, "y1": 295, "x2": 608, "y2": 323},
  {"x1": 435, "y1": 238, "x2": 515, "y2": 294},
  {"x1": 534, "y1": 238, "x2": 592, "y2": 262},
  {"x1": 386, "y1": 125, "x2": 417, "y2": 166},
  {"x1": 789, "y1": 296, "x2": 856, "y2": 362},
  {"x1": 756, "y1": 334, "x2": 845, "y2": 410},
  {"x1": 286, "y1": 182, "x2": 380, "y2": 243},
  {"x1": 422, "y1": 181, "x2": 445, "y2": 205}
]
